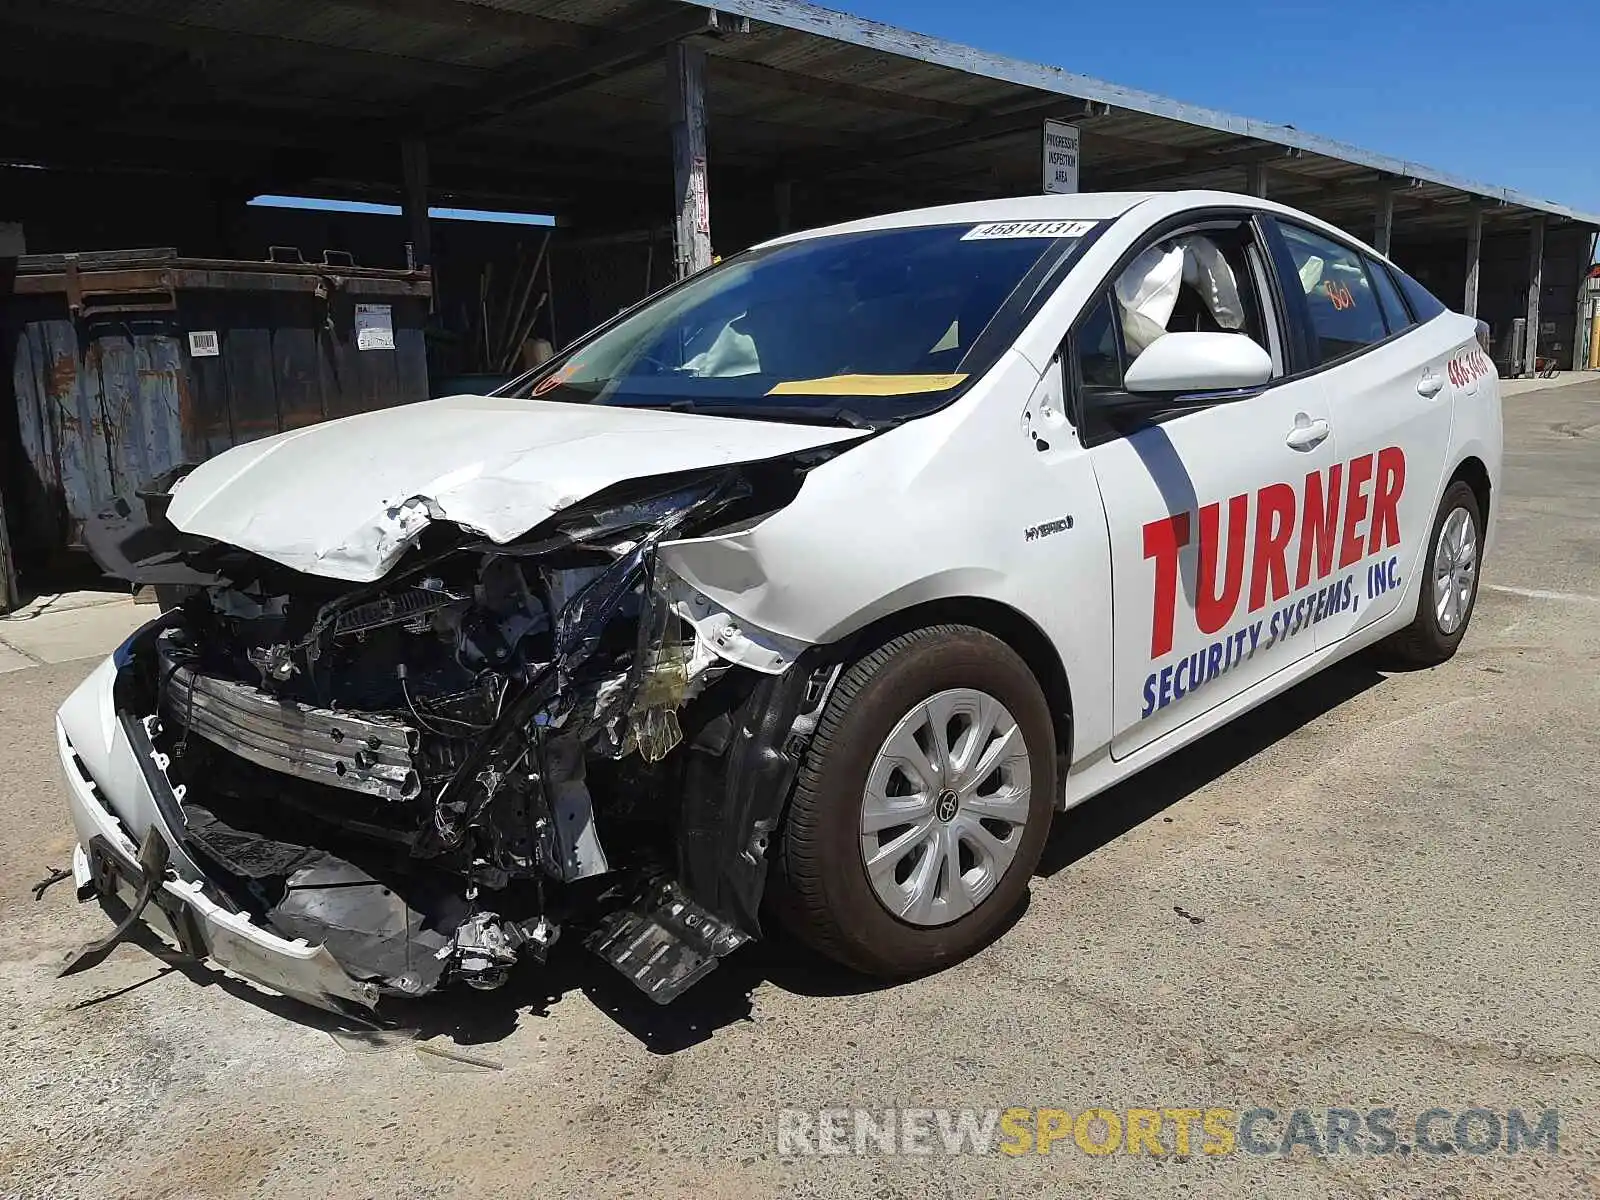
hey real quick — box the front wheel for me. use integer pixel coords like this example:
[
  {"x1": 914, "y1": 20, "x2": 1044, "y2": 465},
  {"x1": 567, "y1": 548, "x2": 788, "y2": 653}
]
[
  {"x1": 1380, "y1": 480, "x2": 1483, "y2": 666},
  {"x1": 772, "y1": 625, "x2": 1057, "y2": 979}
]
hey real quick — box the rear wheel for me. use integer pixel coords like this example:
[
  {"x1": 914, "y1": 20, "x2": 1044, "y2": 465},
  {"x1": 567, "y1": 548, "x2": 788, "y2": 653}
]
[
  {"x1": 773, "y1": 625, "x2": 1056, "y2": 979},
  {"x1": 1381, "y1": 480, "x2": 1482, "y2": 666}
]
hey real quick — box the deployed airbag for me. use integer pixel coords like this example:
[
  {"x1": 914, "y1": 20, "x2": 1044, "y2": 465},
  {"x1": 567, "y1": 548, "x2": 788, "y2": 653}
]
[
  {"x1": 1115, "y1": 245, "x2": 1185, "y2": 354},
  {"x1": 1115, "y1": 236, "x2": 1246, "y2": 354}
]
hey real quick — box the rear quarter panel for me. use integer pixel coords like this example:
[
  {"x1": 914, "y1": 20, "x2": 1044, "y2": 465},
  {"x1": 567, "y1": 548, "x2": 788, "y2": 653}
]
[{"x1": 1437, "y1": 319, "x2": 1504, "y2": 560}]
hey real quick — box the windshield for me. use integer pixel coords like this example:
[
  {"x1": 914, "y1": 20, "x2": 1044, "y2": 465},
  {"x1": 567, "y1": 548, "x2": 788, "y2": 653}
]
[{"x1": 500, "y1": 221, "x2": 1099, "y2": 424}]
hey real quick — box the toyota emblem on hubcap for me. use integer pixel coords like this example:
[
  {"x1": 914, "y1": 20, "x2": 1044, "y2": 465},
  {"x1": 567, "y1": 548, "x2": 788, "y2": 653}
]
[{"x1": 935, "y1": 789, "x2": 960, "y2": 823}]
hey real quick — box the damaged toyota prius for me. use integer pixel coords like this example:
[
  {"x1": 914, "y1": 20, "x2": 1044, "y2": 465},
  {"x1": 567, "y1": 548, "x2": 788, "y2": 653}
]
[{"x1": 57, "y1": 191, "x2": 1500, "y2": 1013}]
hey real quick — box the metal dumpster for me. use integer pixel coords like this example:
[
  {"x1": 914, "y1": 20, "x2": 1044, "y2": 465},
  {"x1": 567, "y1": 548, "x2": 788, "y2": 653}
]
[{"x1": 2, "y1": 248, "x2": 432, "y2": 595}]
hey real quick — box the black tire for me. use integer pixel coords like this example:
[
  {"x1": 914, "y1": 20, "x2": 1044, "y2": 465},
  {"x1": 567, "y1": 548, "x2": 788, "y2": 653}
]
[
  {"x1": 1380, "y1": 479, "x2": 1483, "y2": 666},
  {"x1": 772, "y1": 624, "x2": 1057, "y2": 980}
]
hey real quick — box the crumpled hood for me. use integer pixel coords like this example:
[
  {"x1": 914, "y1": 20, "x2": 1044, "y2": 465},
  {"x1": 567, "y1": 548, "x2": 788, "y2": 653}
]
[{"x1": 165, "y1": 394, "x2": 867, "y2": 582}]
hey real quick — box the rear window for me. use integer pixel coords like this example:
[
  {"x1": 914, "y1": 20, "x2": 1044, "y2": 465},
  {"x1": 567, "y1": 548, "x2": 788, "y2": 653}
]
[
  {"x1": 1366, "y1": 258, "x2": 1415, "y2": 335},
  {"x1": 1393, "y1": 267, "x2": 1449, "y2": 321},
  {"x1": 1278, "y1": 222, "x2": 1389, "y2": 365}
]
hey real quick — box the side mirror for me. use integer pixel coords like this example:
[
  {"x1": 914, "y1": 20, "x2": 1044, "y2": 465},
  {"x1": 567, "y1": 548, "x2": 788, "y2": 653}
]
[{"x1": 1123, "y1": 332, "x2": 1273, "y2": 395}]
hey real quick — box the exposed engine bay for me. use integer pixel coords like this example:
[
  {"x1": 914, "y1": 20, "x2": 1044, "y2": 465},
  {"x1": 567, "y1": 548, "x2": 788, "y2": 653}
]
[{"x1": 82, "y1": 457, "x2": 845, "y2": 1009}]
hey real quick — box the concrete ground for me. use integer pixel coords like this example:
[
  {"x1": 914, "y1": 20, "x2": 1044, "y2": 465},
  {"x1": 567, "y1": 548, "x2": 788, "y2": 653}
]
[
  {"x1": 0, "y1": 589, "x2": 150, "y2": 673},
  {"x1": 2, "y1": 383, "x2": 1597, "y2": 1200},
  {"x1": 1500, "y1": 368, "x2": 1600, "y2": 398}
]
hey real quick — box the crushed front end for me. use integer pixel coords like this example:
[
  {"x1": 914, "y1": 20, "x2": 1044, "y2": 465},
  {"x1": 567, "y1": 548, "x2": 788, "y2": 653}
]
[{"x1": 58, "y1": 465, "x2": 838, "y2": 1012}]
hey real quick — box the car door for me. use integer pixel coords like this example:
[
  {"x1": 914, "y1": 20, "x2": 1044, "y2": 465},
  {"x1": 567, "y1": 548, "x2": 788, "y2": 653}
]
[
  {"x1": 1265, "y1": 220, "x2": 1456, "y2": 648},
  {"x1": 1070, "y1": 214, "x2": 1341, "y2": 761}
]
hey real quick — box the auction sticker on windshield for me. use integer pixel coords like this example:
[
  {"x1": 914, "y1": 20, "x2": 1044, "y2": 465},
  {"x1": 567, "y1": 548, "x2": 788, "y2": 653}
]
[{"x1": 962, "y1": 220, "x2": 1098, "y2": 241}]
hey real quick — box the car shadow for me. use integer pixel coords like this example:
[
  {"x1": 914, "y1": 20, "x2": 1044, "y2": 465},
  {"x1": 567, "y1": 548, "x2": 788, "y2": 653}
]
[
  {"x1": 95, "y1": 896, "x2": 892, "y2": 1057},
  {"x1": 395, "y1": 923, "x2": 896, "y2": 1055},
  {"x1": 82, "y1": 656, "x2": 1387, "y2": 1056},
  {"x1": 1038, "y1": 655, "x2": 1387, "y2": 877}
]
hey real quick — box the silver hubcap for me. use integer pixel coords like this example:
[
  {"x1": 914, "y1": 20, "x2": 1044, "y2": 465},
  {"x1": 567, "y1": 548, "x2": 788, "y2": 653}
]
[
  {"x1": 1433, "y1": 506, "x2": 1478, "y2": 635},
  {"x1": 858, "y1": 688, "x2": 1032, "y2": 927}
]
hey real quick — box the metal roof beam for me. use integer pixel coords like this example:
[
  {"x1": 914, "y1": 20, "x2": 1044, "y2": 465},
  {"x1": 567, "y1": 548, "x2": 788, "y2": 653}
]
[
  {"x1": 475, "y1": 88, "x2": 847, "y2": 169},
  {"x1": 1304, "y1": 185, "x2": 1457, "y2": 217},
  {"x1": 702, "y1": 0, "x2": 1600, "y2": 226},
  {"x1": 706, "y1": 55, "x2": 976, "y2": 122},
  {"x1": 0, "y1": 128, "x2": 303, "y2": 179},
  {"x1": 780, "y1": 98, "x2": 1090, "y2": 179},
  {"x1": 0, "y1": 0, "x2": 487, "y2": 88},
  {"x1": 324, "y1": 0, "x2": 598, "y2": 47},
  {"x1": 0, "y1": 108, "x2": 651, "y2": 191},
  {"x1": 0, "y1": 111, "x2": 347, "y2": 157},
  {"x1": 422, "y1": 6, "x2": 726, "y2": 136},
  {"x1": 325, "y1": 0, "x2": 969, "y2": 124},
  {"x1": 1084, "y1": 141, "x2": 1304, "y2": 189}
]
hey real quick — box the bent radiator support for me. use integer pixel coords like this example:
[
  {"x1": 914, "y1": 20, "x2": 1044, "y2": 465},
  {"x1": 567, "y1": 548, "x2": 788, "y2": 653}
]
[{"x1": 159, "y1": 660, "x2": 421, "y2": 803}]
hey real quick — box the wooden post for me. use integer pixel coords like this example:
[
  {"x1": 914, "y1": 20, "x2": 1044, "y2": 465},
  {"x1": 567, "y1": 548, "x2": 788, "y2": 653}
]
[
  {"x1": 400, "y1": 138, "x2": 432, "y2": 269},
  {"x1": 1525, "y1": 215, "x2": 1545, "y2": 377},
  {"x1": 775, "y1": 179, "x2": 793, "y2": 235},
  {"x1": 1374, "y1": 188, "x2": 1394, "y2": 256},
  {"x1": 0, "y1": 482, "x2": 17, "y2": 613},
  {"x1": 0, "y1": 232, "x2": 18, "y2": 610},
  {"x1": 667, "y1": 42, "x2": 712, "y2": 279},
  {"x1": 1574, "y1": 228, "x2": 1597, "y2": 373},
  {"x1": 1245, "y1": 163, "x2": 1267, "y2": 198},
  {"x1": 1463, "y1": 205, "x2": 1483, "y2": 319}
]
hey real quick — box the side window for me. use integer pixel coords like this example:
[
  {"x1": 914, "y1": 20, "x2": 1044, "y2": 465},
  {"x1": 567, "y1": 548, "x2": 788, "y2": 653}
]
[
  {"x1": 1367, "y1": 258, "x2": 1414, "y2": 335},
  {"x1": 1277, "y1": 223, "x2": 1390, "y2": 365},
  {"x1": 1076, "y1": 292, "x2": 1124, "y2": 389},
  {"x1": 1069, "y1": 220, "x2": 1278, "y2": 446},
  {"x1": 1109, "y1": 227, "x2": 1272, "y2": 366}
]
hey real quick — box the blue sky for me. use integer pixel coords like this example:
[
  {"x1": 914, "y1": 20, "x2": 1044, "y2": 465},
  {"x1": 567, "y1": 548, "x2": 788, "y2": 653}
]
[
  {"x1": 248, "y1": 196, "x2": 554, "y2": 225},
  {"x1": 841, "y1": 0, "x2": 1600, "y2": 217}
]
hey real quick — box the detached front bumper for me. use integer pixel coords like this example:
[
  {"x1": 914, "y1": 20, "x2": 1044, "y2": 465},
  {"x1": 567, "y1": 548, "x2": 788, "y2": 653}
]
[{"x1": 57, "y1": 656, "x2": 378, "y2": 1013}]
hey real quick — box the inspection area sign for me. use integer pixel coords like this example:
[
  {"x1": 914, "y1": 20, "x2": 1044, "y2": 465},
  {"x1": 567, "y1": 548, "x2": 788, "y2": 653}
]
[{"x1": 1043, "y1": 120, "x2": 1080, "y2": 194}]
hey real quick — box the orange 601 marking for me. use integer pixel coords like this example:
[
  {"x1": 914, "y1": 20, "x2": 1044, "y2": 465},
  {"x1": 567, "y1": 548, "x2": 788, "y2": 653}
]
[{"x1": 1323, "y1": 280, "x2": 1355, "y2": 311}]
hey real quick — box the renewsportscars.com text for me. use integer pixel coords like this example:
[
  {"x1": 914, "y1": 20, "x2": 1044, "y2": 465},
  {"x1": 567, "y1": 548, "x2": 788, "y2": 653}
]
[{"x1": 777, "y1": 1106, "x2": 1560, "y2": 1158}]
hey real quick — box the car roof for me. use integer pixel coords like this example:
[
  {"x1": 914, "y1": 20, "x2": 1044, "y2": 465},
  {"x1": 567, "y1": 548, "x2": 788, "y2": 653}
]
[
  {"x1": 754, "y1": 192, "x2": 1158, "y2": 249},
  {"x1": 755, "y1": 189, "x2": 1412, "y2": 272}
]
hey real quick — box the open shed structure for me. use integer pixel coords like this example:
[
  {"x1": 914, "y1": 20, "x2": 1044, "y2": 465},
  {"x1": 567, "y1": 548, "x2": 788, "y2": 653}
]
[
  {"x1": 2, "y1": 0, "x2": 1597, "y2": 598},
  {"x1": 4, "y1": 0, "x2": 1597, "y2": 366}
]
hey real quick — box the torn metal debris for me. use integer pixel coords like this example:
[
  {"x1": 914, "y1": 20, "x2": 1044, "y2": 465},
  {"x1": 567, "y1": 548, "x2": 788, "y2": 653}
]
[
  {"x1": 59, "y1": 447, "x2": 849, "y2": 1011},
  {"x1": 31, "y1": 866, "x2": 72, "y2": 901}
]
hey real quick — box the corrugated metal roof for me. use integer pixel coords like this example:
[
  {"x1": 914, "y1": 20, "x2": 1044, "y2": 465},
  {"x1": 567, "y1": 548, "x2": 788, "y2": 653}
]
[
  {"x1": 714, "y1": 0, "x2": 1600, "y2": 226},
  {"x1": 1, "y1": 0, "x2": 1593, "y2": 239}
]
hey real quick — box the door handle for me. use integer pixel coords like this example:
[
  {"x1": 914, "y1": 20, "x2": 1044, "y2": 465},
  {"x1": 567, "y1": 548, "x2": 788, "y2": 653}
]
[
  {"x1": 1286, "y1": 416, "x2": 1330, "y2": 451},
  {"x1": 1417, "y1": 371, "x2": 1445, "y2": 398}
]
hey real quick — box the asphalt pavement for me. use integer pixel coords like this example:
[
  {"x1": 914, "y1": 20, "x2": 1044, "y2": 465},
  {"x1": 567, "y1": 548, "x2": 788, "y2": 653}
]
[{"x1": 1, "y1": 375, "x2": 1597, "y2": 1199}]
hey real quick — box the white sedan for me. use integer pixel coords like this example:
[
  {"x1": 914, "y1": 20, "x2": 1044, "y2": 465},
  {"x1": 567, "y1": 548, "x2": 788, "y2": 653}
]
[{"x1": 58, "y1": 190, "x2": 1499, "y2": 1012}]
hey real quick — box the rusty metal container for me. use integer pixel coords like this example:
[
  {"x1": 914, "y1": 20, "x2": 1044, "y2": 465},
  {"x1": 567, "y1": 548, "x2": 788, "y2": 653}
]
[{"x1": 2, "y1": 248, "x2": 432, "y2": 576}]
